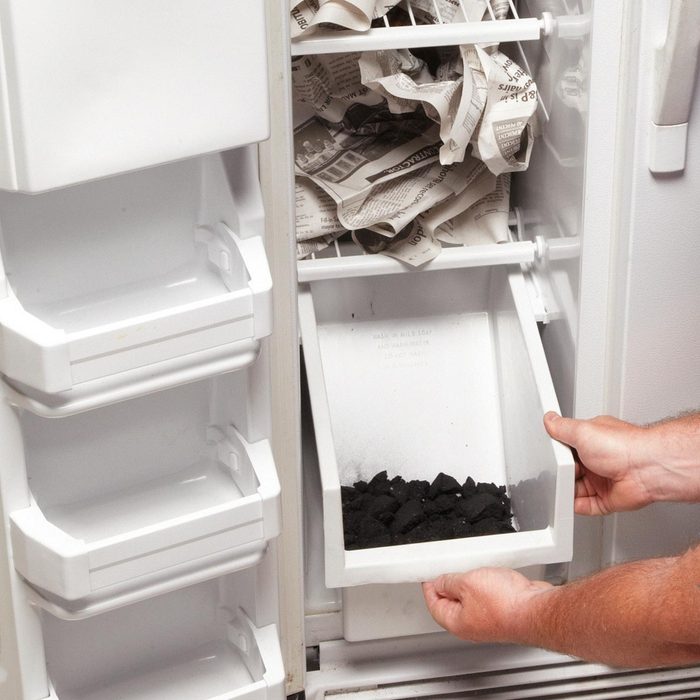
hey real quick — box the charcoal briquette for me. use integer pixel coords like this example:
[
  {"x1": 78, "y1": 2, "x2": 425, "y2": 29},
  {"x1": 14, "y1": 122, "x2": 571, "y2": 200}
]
[
  {"x1": 407, "y1": 479, "x2": 430, "y2": 501},
  {"x1": 367, "y1": 494, "x2": 400, "y2": 519},
  {"x1": 365, "y1": 471, "x2": 392, "y2": 496},
  {"x1": 428, "y1": 472, "x2": 462, "y2": 499},
  {"x1": 461, "y1": 476, "x2": 477, "y2": 497},
  {"x1": 430, "y1": 516, "x2": 455, "y2": 540},
  {"x1": 456, "y1": 493, "x2": 500, "y2": 521},
  {"x1": 341, "y1": 485, "x2": 357, "y2": 504},
  {"x1": 424, "y1": 493, "x2": 459, "y2": 516},
  {"x1": 391, "y1": 499, "x2": 425, "y2": 534},
  {"x1": 476, "y1": 481, "x2": 502, "y2": 497},
  {"x1": 342, "y1": 469, "x2": 514, "y2": 549},
  {"x1": 388, "y1": 478, "x2": 410, "y2": 504},
  {"x1": 346, "y1": 492, "x2": 375, "y2": 512},
  {"x1": 358, "y1": 515, "x2": 389, "y2": 541},
  {"x1": 402, "y1": 520, "x2": 434, "y2": 544},
  {"x1": 471, "y1": 517, "x2": 503, "y2": 536},
  {"x1": 368, "y1": 470, "x2": 389, "y2": 488},
  {"x1": 452, "y1": 518, "x2": 473, "y2": 538}
]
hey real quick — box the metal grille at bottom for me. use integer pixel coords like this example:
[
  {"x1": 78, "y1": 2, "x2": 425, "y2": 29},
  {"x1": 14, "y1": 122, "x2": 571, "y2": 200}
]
[{"x1": 305, "y1": 637, "x2": 700, "y2": 700}]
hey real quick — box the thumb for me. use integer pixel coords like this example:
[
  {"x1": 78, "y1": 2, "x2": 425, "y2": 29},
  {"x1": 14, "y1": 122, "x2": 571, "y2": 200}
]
[
  {"x1": 431, "y1": 573, "x2": 465, "y2": 601},
  {"x1": 544, "y1": 412, "x2": 580, "y2": 448}
]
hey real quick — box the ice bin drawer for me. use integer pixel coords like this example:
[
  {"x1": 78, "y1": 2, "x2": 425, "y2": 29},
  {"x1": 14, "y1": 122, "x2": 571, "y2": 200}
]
[
  {"x1": 299, "y1": 265, "x2": 574, "y2": 588},
  {"x1": 0, "y1": 0, "x2": 270, "y2": 192}
]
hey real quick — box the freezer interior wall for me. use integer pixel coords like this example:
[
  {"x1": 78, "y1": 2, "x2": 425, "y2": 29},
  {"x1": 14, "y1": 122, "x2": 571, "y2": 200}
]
[{"x1": 510, "y1": 0, "x2": 592, "y2": 416}]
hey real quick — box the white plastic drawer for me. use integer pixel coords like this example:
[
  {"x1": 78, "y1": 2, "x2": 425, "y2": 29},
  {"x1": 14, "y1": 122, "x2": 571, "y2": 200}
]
[
  {"x1": 299, "y1": 265, "x2": 574, "y2": 588},
  {"x1": 42, "y1": 576, "x2": 285, "y2": 700},
  {"x1": 9, "y1": 378, "x2": 281, "y2": 618},
  {"x1": 0, "y1": 149, "x2": 272, "y2": 414},
  {"x1": 0, "y1": 0, "x2": 269, "y2": 192}
]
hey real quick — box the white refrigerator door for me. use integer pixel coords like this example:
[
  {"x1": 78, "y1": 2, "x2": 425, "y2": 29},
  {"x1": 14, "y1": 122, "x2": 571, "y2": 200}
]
[{"x1": 603, "y1": 0, "x2": 700, "y2": 566}]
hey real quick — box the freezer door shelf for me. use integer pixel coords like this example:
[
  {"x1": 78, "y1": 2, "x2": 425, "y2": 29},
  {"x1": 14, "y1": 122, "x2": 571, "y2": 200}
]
[
  {"x1": 0, "y1": 225, "x2": 271, "y2": 405},
  {"x1": 0, "y1": 0, "x2": 269, "y2": 192},
  {"x1": 9, "y1": 429, "x2": 281, "y2": 618},
  {"x1": 44, "y1": 610, "x2": 285, "y2": 700},
  {"x1": 299, "y1": 265, "x2": 574, "y2": 588},
  {"x1": 0, "y1": 152, "x2": 272, "y2": 413}
]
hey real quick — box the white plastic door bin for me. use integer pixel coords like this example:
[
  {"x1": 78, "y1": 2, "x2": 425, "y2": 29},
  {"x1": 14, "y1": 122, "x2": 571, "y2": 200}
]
[
  {"x1": 0, "y1": 149, "x2": 272, "y2": 413},
  {"x1": 41, "y1": 575, "x2": 285, "y2": 700},
  {"x1": 8, "y1": 376, "x2": 281, "y2": 618},
  {"x1": 0, "y1": 0, "x2": 270, "y2": 192},
  {"x1": 299, "y1": 265, "x2": 574, "y2": 588}
]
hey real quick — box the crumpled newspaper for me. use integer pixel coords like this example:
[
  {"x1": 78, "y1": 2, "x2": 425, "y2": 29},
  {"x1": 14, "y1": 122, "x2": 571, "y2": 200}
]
[
  {"x1": 290, "y1": 0, "x2": 489, "y2": 37},
  {"x1": 292, "y1": 4, "x2": 537, "y2": 264}
]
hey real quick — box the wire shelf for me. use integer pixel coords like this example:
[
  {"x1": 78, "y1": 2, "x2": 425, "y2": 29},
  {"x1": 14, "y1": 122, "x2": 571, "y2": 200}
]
[
  {"x1": 291, "y1": 0, "x2": 552, "y2": 55},
  {"x1": 296, "y1": 213, "x2": 539, "y2": 282}
]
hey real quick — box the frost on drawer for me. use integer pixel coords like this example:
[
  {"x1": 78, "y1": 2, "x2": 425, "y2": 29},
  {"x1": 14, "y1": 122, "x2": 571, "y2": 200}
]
[{"x1": 299, "y1": 265, "x2": 574, "y2": 588}]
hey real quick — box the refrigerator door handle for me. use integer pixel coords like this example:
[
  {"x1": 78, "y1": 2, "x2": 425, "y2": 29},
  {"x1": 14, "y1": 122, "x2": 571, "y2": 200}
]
[{"x1": 649, "y1": 0, "x2": 700, "y2": 173}]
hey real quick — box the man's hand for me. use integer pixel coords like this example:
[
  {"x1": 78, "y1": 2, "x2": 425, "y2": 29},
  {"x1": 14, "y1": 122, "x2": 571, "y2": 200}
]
[
  {"x1": 422, "y1": 568, "x2": 553, "y2": 644},
  {"x1": 544, "y1": 412, "x2": 655, "y2": 515}
]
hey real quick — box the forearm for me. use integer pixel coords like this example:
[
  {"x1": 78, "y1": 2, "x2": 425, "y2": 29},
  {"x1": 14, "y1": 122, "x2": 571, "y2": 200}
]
[
  {"x1": 638, "y1": 412, "x2": 700, "y2": 504},
  {"x1": 515, "y1": 550, "x2": 700, "y2": 668}
]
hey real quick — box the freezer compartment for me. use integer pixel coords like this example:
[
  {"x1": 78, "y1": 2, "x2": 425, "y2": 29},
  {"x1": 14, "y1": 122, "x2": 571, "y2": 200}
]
[
  {"x1": 299, "y1": 265, "x2": 574, "y2": 588},
  {"x1": 0, "y1": 149, "x2": 272, "y2": 411},
  {"x1": 9, "y1": 377, "x2": 281, "y2": 617},
  {"x1": 0, "y1": 0, "x2": 269, "y2": 193},
  {"x1": 41, "y1": 574, "x2": 284, "y2": 700}
]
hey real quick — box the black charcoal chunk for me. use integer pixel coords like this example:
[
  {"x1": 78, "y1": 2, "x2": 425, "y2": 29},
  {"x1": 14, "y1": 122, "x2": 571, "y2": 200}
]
[
  {"x1": 476, "y1": 481, "x2": 502, "y2": 497},
  {"x1": 391, "y1": 499, "x2": 425, "y2": 534},
  {"x1": 461, "y1": 476, "x2": 477, "y2": 497},
  {"x1": 343, "y1": 469, "x2": 515, "y2": 549},
  {"x1": 452, "y1": 518, "x2": 473, "y2": 538},
  {"x1": 357, "y1": 516, "x2": 391, "y2": 547},
  {"x1": 388, "y1": 477, "x2": 410, "y2": 504},
  {"x1": 367, "y1": 494, "x2": 400, "y2": 520},
  {"x1": 368, "y1": 470, "x2": 388, "y2": 489},
  {"x1": 471, "y1": 517, "x2": 503, "y2": 536},
  {"x1": 428, "y1": 472, "x2": 462, "y2": 499},
  {"x1": 341, "y1": 485, "x2": 357, "y2": 505},
  {"x1": 367, "y1": 471, "x2": 393, "y2": 497},
  {"x1": 407, "y1": 479, "x2": 430, "y2": 501},
  {"x1": 428, "y1": 516, "x2": 455, "y2": 541},
  {"x1": 456, "y1": 493, "x2": 500, "y2": 522},
  {"x1": 346, "y1": 492, "x2": 375, "y2": 512},
  {"x1": 401, "y1": 520, "x2": 437, "y2": 544},
  {"x1": 424, "y1": 493, "x2": 459, "y2": 516}
]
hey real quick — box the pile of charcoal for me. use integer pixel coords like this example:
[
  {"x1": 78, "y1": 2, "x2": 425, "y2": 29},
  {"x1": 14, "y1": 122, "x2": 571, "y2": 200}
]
[{"x1": 342, "y1": 470, "x2": 515, "y2": 550}]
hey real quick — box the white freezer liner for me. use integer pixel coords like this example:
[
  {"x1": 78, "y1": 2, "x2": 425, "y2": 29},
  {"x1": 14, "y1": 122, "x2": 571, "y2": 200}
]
[
  {"x1": 0, "y1": 149, "x2": 272, "y2": 409},
  {"x1": 9, "y1": 377, "x2": 281, "y2": 616},
  {"x1": 0, "y1": 0, "x2": 270, "y2": 192},
  {"x1": 299, "y1": 265, "x2": 574, "y2": 588},
  {"x1": 41, "y1": 575, "x2": 285, "y2": 700}
]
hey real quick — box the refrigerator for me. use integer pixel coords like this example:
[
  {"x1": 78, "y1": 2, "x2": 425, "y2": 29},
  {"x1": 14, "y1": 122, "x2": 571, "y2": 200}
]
[{"x1": 1, "y1": 0, "x2": 700, "y2": 699}]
